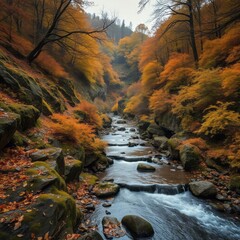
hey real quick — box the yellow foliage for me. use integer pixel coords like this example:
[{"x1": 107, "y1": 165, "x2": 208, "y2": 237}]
[
  {"x1": 141, "y1": 61, "x2": 163, "y2": 96},
  {"x1": 50, "y1": 114, "x2": 106, "y2": 152},
  {"x1": 182, "y1": 138, "x2": 208, "y2": 151},
  {"x1": 197, "y1": 102, "x2": 240, "y2": 136},
  {"x1": 126, "y1": 82, "x2": 142, "y2": 98},
  {"x1": 74, "y1": 101, "x2": 103, "y2": 129},
  {"x1": 149, "y1": 89, "x2": 172, "y2": 115},
  {"x1": 124, "y1": 94, "x2": 148, "y2": 116},
  {"x1": 221, "y1": 63, "x2": 240, "y2": 98},
  {"x1": 199, "y1": 24, "x2": 240, "y2": 68}
]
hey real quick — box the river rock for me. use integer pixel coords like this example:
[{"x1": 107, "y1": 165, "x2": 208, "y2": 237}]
[
  {"x1": 64, "y1": 156, "x2": 83, "y2": 182},
  {"x1": 179, "y1": 144, "x2": 201, "y2": 171},
  {"x1": 189, "y1": 181, "x2": 217, "y2": 198},
  {"x1": 93, "y1": 182, "x2": 120, "y2": 198},
  {"x1": 30, "y1": 147, "x2": 65, "y2": 175},
  {"x1": 116, "y1": 120, "x2": 127, "y2": 124},
  {"x1": 102, "y1": 216, "x2": 125, "y2": 239},
  {"x1": 128, "y1": 142, "x2": 138, "y2": 147},
  {"x1": 118, "y1": 127, "x2": 126, "y2": 131},
  {"x1": 121, "y1": 215, "x2": 154, "y2": 238},
  {"x1": 137, "y1": 163, "x2": 156, "y2": 172}
]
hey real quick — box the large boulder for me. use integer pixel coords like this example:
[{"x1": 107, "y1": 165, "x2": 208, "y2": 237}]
[
  {"x1": 147, "y1": 123, "x2": 165, "y2": 137},
  {"x1": 152, "y1": 136, "x2": 169, "y2": 150},
  {"x1": 0, "y1": 102, "x2": 40, "y2": 131},
  {"x1": 30, "y1": 148, "x2": 65, "y2": 176},
  {"x1": 189, "y1": 181, "x2": 217, "y2": 198},
  {"x1": 26, "y1": 162, "x2": 67, "y2": 193},
  {"x1": 0, "y1": 190, "x2": 81, "y2": 240},
  {"x1": 167, "y1": 138, "x2": 182, "y2": 160},
  {"x1": 93, "y1": 182, "x2": 120, "y2": 198},
  {"x1": 0, "y1": 112, "x2": 19, "y2": 149},
  {"x1": 137, "y1": 163, "x2": 156, "y2": 172},
  {"x1": 121, "y1": 215, "x2": 154, "y2": 238},
  {"x1": 138, "y1": 120, "x2": 150, "y2": 134},
  {"x1": 179, "y1": 144, "x2": 201, "y2": 171},
  {"x1": 102, "y1": 216, "x2": 125, "y2": 239},
  {"x1": 64, "y1": 156, "x2": 83, "y2": 183}
]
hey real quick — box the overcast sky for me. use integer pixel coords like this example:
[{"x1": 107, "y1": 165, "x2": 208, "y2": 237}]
[{"x1": 85, "y1": 0, "x2": 155, "y2": 30}]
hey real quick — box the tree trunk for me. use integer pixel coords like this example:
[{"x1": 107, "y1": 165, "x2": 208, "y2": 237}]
[{"x1": 188, "y1": 0, "x2": 199, "y2": 67}]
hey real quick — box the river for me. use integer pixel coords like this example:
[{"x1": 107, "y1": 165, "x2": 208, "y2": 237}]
[{"x1": 90, "y1": 115, "x2": 240, "y2": 240}]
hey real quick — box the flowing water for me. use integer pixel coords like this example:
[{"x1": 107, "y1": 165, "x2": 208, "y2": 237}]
[{"x1": 90, "y1": 115, "x2": 240, "y2": 240}]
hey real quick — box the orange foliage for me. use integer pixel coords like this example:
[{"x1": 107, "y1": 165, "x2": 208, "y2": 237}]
[
  {"x1": 182, "y1": 138, "x2": 208, "y2": 151},
  {"x1": 36, "y1": 51, "x2": 68, "y2": 78},
  {"x1": 74, "y1": 101, "x2": 103, "y2": 129},
  {"x1": 160, "y1": 53, "x2": 194, "y2": 81},
  {"x1": 50, "y1": 114, "x2": 106, "y2": 152},
  {"x1": 149, "y1": 89, "x2": 172, "y2": 115},
  {"x1": 126, "y1": 81, "x2": 142, "y2": 98}
]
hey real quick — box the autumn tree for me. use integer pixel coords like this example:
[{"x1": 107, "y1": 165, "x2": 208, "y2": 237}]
[
  {"x1": 139, "y1": 0, "x2": 199, "y2": 66},
  {"x1": 26, "y1": 0, "x2": 114, "y2": 63}
]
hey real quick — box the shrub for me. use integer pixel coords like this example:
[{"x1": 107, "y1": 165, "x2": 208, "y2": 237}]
[
  {"x1": 197, "y1": 102, "x2": 240, "y2": 137},
  {"x1": 74, "y1": 101, "x2": 103, "y2": 129},
  {"x1": 50, "y1": 114, "x2": 106, "y2": 152}
]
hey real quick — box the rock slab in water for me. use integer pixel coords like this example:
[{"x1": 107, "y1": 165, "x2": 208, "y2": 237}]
[
  {"x1": 189, "y1": 181, "x2": 217, "y2": 198},
  {"x1": 102, "y1": 216, "x2": 125, "y2": 239},
  {"x1": 93, "y1": 182, "x2": 120, "y2": 198},
  {"x1": 121, "y1": 215, "x2": 154, "y2": 238},
  {"x1": 116, "y1": 120, "x2": 127, "y2": 124},
  {"x1": 137, "y1": 163, "x2": 156, "y2": 172}
]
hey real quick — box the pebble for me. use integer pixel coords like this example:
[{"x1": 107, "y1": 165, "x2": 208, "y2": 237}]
[
  {"x1": 103, "y1": 202, "x2": 112, "y2": 208},
  {"x1": 105, "y1": 210, "x2": 111, "y2": 215}
]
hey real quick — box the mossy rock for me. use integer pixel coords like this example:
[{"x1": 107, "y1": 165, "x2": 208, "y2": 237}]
[
  {"x1": 152, "y1": 136, "x2": 169, "y2": 150},
  {"x1": 180, "y1": 144, "x2": 201, "y2": 171},
  {"x1": 64, "y1": 157, "x2": 83, "y2": 183},
  {"x1": 42, "y1": 99, "x2": 53, "y2": 116},
  {"x1": 57, "y1": 78, "x2": 80, "y2": 107},
  {"x1": 229, "y1": 175, "x2": 240, "y2": 194},
  {"x1": 93, "y1": 182, "x2": 120, "y2": 198},
  {"x1": 41, "y1": 86, "x2": 66, "y2": 113},
  {"x1": 60, "y1": 143, "x2": 85, "y2": 163},
  {"x1": 26, "y1": 162, "x2": 66, "y2": 193},
  {"x1": 0, "y1": 112, "x2": 19, "y2": 149},
  {"x1": 29, "y1": 148, "x2": 65, "y2": 176},
  {"x1": 147, "y1": 123, "x2": 165, "y2": 137},
  {"x1": 0, "y1": 102, "x2": 40, "y2": 131},
  {"x1": 0, "y1": 62, "x2": 43, "y2": 110},
  {"x1": 121, "y1": 215, "x2": 154, "y2": 238},
  {"x1": 11, "y1": 130, "x2": 29, "y2": 147},
  {"x1": 0, "y1": 190, "x2": 81, "y2": 239},
  {"x1": 80, "y1": 173, "x2": 98, "y2": 185},
  {"x1": 167, "y1": 138, "x2": 182, "y2": 160}
]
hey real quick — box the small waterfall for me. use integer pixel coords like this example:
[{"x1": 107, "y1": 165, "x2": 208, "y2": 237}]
[{"x1": 117, "y1": 183, "x2": 188, "y2": 195}]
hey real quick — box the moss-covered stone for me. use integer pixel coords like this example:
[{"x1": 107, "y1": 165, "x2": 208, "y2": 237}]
[
  {"x1": 26, "y1": 162, "x2": 66, "y2": 193},
  {"x1": 229, "y1": 175, "x2": 240, "y2": 194},
  {"x1": 41, "y1": 85, "x2": 66, "y2": 113},
  {"x1": 0, "y1": 190, "x2": 81, "y2": 240},
  {"x1": 42, "y1": 99, "x2": 53, "y2": 116},
  {"x1": 65, "y1": 157, "x2": 83, "y2": 183},
  {"x1": 0, "y1": 112, "x2": 19, "y2": 149},
  {"x1": 93, "y1": 182, "x2": 119, "y2": 198},
  {"x1": 180, "y1": 144, "x2": 201, "y2": 171},
  {"x1": 0, "y1": 61, "x2": 43, "y2": 110},
  {"x1": 167, "y1": 138, "x2": 182, "y2": 160},
  {"x1": 60, "y1": 143, "x2": 85, "y2": 162},
  {"x1": 57, "y1": 78, "x2": 80, "y2": 107},
  {"x1": 30, "y1": 148, "x2": 65, "y2": 176},
  {"x1": 80, "y1": 173, "x2": 98, "y2": 185},
  {"x1": 0, "y1": 102, "x2": 40, "y2": 131},
  {"x1": 11, "y1": 130, "x2": 29, "y2": 146}
]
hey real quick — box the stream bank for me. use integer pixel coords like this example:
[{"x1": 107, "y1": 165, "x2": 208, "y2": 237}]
[{"x1": 91, "y1": 115, "x2": 240, "y2": 240}]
